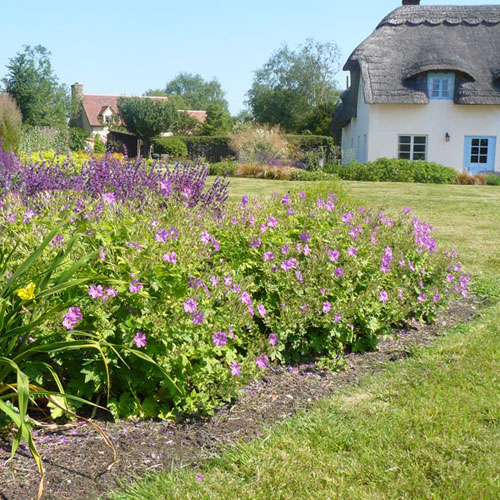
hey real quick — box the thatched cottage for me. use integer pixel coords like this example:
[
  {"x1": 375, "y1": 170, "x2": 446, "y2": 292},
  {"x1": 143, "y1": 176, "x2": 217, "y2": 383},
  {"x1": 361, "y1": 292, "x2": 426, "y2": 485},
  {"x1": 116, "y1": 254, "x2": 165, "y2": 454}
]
[{"x1": 332, "y1": 0, "x2": 500, "y2": 173}]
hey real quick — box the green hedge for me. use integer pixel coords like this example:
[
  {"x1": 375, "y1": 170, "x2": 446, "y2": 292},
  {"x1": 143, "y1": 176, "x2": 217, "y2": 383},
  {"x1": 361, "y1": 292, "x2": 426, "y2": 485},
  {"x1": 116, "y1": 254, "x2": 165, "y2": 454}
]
[
  {"x1": 153, "y1": 137, "x2": 188, "y2": 158},
  {"x1": 325, "y1": 158, "x2": 457, "y2": 184}
]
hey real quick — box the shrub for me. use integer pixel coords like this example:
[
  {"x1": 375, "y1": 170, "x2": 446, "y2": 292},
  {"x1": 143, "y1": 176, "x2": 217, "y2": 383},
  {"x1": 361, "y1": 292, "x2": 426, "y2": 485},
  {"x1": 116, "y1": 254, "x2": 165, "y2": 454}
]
[
  {"x1": 153, "y1": 137, "x2": 188, "y2": 158},
  {"x1": 287, "y1": 134, "x2": 340, "y2": 170},
  {"x1": 0, "y1": 182, "x2": 467, "y2": 422},
  {"x1": 93, "y1": 136, "x2": 106, "y2": 154},
  {"x1": 176, "y1": 135, "x2": 235, "y2": 162},
  {"x1": 485, "y1": 173, "x2": 500, "y2": 186},
  {"x1": 456, "y1": 172, "x2": 487, "y2": 185},
  {"x1": 230, "y1": 124, "x2": 291, "y2": 164},
  {"x1": 0, "y1": 95, "x2": 22, "y2": 153},
  {"x1": 68, "y1": 126, "x2": 90, "y2": 151},
  {"x1": 326, "y1": 158, "x2": 457, "y2": 184},
  {"x1": 236, "y1": 162, "x2": 296, "y2": 180},
  {"x1": 209, "y1": 160, "x2": 238, "y2": 176},
  {"x1": 20, "y1": 125, "x2": 70, "y2": 152}
]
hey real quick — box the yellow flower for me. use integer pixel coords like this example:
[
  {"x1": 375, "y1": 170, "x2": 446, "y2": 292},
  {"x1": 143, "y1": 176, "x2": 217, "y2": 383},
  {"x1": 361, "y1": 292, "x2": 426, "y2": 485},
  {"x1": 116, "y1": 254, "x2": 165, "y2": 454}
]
[{"x1": 16, "y1": 282, "x2": 36, "y2": 301}]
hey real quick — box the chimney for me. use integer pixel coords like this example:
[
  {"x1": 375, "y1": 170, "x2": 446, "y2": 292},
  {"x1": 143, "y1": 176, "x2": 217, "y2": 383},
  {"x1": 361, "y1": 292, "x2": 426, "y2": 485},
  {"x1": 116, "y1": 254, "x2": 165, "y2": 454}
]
[
  {"x1": 71, "y1": 82, "x2": 83, "y2": 101},
  {"x1": 402, "y1": 0, "x2": 420, "y2": 5}
]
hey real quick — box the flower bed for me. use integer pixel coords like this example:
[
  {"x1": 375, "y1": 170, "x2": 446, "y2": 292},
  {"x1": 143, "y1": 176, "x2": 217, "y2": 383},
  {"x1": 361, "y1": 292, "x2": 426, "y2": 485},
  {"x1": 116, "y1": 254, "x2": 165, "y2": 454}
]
[{"x1": 0, "y1": 149, "x2": 468, "y2": 424}]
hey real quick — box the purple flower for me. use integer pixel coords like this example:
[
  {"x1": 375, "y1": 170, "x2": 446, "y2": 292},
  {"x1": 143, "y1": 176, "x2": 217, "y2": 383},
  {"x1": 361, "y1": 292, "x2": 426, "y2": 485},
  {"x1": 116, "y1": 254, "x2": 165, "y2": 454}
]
[
  {"x1": 347, "y1": 247, "x2": 357, "y2": 256},
  {"x1": 263, "y1": 251, "x2": 275, "y2": 261},
  {"x1": 156, "y1": 229, "x2": 169, "y2": 242},
  {"x1": 255, "y1": 354, "x2": 269, "y2": 370},
  {"x1": 241, "y1": 195, "x2": 249, "y2": 208},
  {"x1": 105, "y1": 287, "x2": 118, "y2": 298},
  {"x1": 51, "y1": 234, "x2": 64, "y2": 249},
  {"x1": 403, "y1": 206, "x2": 412, "y2": 214},
  {"x1": 418, "y1": 293, "x2": 426, "y2": 303},
  {"x1": 398, "y1": 288, "x2": 403, "y2": 300},
  {"x1": 281, "y1": 244, "x2": 290, "y2": 255},
  {"x1": 133, "y1": 331, "x2": 147, "y2": 348},
  {"x1": 328, "y1": 250, "x2": 339, "y2": 262},
  {"x1": 201, "y1": 231, "x2": 211, "y2": 245},
  {"x1": 269, "y1": 333, "x2": 278, "y2": 345},
  {"x1": 102, "y1": 192, "x2": 116, "y2": 204},
  {"x1": 192, "y1": 311, "x2": 205, "y2": 324},
  {"x1": 267, "y1": 216, "x2": 278, "y2": 228},
  {"x1": 23, "y1": 209, "x2": 35, "y2": 223},
  {"x1": 89, "y1": 284, "x2": 104, "y2": 299},
  {"x1": 281, "y1": 194, "x2": 290, "y2": 205},
  {"x1": 230, "y1": 362, "x2": 241, "y2": 376},
  {"x1": 334, "y1": 267, "x2": 344, "y2": 277},
  {"x1": 334, "y1": 312, "x2": 342, "y2": 323},
  {"x1": 250, "y1": 236, "x2": 261, "y2": 249},
  {"x1": 163, "y1": 251, "x2": 177, "y2": 264},
  {"x1": 129, "y1": 280, "x2": 143, "y2": 294},
  {"x1": 379, "y1": 290, "x2": 388, "y2": 303},
  {"x1": 183, "y1": 298, "x2": 197, "y2": 313},
  {"x1": 257, "y1": 304, "x2": 267, "y2": 317},
  {"x1": 299, "y1": 232, "x2": 311, "y2": 242},
  {"x1": 433, "y1": 289, "x2": 441, "y2": 302},
  {"x1": 240, "y1": 291, "x2": 252, "y2": 306},
  {"x1": 196, "y1": 474, "x2": 203, "y2": 482},
  {"x1": 212, "y1": 331, "x2": 227, "y2": 346},
  {"x1": 99, "y1": 248, "x2": 106, "y2": 261},
  {"x1": 323, "y1": 301, "x2": 331, "y2": 313},
  {"x1": 62, "y1": 307, "x2": 82, "y2": 330},
  {"x1": 281, "y1": 259, "x2": 298, "y2": 272}
]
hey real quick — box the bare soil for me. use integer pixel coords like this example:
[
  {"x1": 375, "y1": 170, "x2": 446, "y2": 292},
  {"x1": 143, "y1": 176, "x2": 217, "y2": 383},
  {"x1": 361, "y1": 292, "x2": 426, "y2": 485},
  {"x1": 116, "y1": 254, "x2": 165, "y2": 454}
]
[{"x1": 0, "y1": 296, "x2": 482, "y2": 500}]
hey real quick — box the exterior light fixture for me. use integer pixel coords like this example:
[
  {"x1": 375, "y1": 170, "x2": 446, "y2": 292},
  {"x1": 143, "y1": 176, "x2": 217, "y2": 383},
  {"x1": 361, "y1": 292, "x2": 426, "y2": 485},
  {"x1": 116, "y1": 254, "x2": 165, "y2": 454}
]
[{"x1": 445, "y1": 133, "x2": 450, "y2": 142}]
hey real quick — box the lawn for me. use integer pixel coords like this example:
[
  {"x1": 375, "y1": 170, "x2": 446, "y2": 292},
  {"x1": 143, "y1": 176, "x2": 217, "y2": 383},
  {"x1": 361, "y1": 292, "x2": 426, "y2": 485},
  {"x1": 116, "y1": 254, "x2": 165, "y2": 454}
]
[{"x1": 112, "y1": 180, "x2": 500, "y2": 500}]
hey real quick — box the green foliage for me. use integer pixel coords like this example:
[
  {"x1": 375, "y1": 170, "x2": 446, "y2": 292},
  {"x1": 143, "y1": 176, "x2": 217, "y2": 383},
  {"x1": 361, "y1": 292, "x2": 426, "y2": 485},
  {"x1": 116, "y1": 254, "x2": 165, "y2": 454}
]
[
  {"x1": 0, "y1": 94, "x2": 22, "y2": 152},
  {"x1": 291, "y1": 169, "x2": 338, "y2": 181},
  {"x1": 170, "y1": 111, "x2": 201, "y2": 136},
  {"x1": 178, "y1": 135, "x2": 236, "y2": 162},
  {"x1": 484, "y1": 173, "x2": 500, "y2": 186},
  {"x1": 68, "y1": 127, "x2": 89, "y2": 152},
  {"x1": 163, "y1": 72, "x2": 229, "y2": 111},
  {"x1": 287, "y1": 134, "x2": 340, "y2": 170},
  {"x1": 153, "y1": 137, "x2": 188, "y2": 158},
  {"x1": 247, "y1": 38, "x2": 341, "y2": 132},
  {"x1": 93, "y1": 136, "x2": 106, "y2": 154},
  {"x1": 200, "y1": 102, "x2": 232, "y2": 136},
  {"x1": 117, "y1": 97, "x2": 177, "y2": 156},
  {"x1": 209, "y1": 161, "x2": 238, "y2": 176},
  {"x1": 20, "y1": 125, "x2": 69, "y2": 152},
  {"x1": 2, "y1": 45, "x2": 69, "y2": 127},
  {"x1": 326, "y1": 158, "x2": 457, "y2": 184}
]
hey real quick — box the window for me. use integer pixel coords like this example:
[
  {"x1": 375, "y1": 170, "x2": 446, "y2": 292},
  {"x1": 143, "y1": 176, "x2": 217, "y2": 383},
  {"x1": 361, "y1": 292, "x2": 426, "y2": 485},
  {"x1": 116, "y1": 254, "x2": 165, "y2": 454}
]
[
  {"x1": 427, "y1": 73, "x2": 455, "y2": 99},
  {"x1": 398, "y1": 135, "x2": 427, "y2": 161},
  {"x1": 464, "y1": 136, "x2": 497, "y2": 172}
]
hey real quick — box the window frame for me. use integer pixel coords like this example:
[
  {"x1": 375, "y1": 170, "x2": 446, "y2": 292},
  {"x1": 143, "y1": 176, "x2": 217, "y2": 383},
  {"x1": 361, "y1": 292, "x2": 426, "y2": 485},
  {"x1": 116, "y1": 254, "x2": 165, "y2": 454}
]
[
  {"x1": 427, "y1": 73, "x2": 455, "y2": 100},
  {"x1": 398, "y1": 135, "x2": 428, "y2": 161}
]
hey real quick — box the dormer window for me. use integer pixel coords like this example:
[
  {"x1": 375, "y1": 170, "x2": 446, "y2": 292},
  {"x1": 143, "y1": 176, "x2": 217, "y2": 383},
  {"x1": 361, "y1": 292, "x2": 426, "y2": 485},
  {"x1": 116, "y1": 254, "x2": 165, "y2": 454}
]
[{"x1": 427, "y1": 73, "x2": 455, "y2": 99}]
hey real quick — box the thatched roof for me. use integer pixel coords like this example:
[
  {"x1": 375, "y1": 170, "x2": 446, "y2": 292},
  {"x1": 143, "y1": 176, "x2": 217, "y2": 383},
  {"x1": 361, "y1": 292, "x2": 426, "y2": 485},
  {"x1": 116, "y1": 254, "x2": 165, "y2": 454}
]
[{"x1": 332, "y1": 4, "x2": 500, "y2": 130}]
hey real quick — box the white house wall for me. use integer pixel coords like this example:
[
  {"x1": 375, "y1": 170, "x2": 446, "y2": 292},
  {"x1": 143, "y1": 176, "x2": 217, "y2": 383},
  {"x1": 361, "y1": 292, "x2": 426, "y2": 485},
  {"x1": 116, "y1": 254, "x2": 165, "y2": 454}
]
[
  {"x1": 367, "y1": 101, "x2": 500, "y2": 172},
  {"x1": 341, "y1": 78, "x2": 370, "y2": 164}
]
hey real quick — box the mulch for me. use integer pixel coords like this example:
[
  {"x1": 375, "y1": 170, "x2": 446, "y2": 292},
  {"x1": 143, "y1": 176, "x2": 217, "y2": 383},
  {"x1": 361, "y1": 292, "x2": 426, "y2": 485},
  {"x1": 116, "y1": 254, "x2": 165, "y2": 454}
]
[{"x1": 0, "y1": 296, "x2": 482, "y2": 500}]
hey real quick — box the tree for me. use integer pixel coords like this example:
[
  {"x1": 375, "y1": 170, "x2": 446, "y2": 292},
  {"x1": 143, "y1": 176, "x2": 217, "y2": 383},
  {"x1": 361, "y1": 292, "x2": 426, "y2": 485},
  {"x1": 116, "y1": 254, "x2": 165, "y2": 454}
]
[
  {"x1": 170, "y1": 111, "x2": 201, "y2": 136},
  {"x1": 199, "y1": 102, "x2": 232, "y2": 136},
  {"x1": 117, "y1": 97, "x2": 177, "y2": 157},
  {"x1": 2, "y1": 45, "x2": 69, "y2": 127},
  {"x1": 0, "y1": 94, "x2": 22, "y2": 152},
  {"x1": 164, "y1": 72, "x2": 229, "y2": 111},
  {"x1": 247, "y1": 39, "x2": 341, "y2": 133}
]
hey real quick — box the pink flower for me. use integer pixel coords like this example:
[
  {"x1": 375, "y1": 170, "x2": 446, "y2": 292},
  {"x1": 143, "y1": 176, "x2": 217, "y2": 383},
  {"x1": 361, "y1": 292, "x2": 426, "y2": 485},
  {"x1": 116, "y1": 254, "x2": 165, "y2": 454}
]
[
  {"x1": 62, "y1": 307, "x2": 82, "y2": 330},
  {"x1": 99, "y1": 248, "x2": 106, "y2": 261},
  {"x1": 263, "y1": 251, "x2": 275, "y2": 261},
  {"x1": 89, "y1": 284, "x2": 104, "y2": 299},
  {"x1": 162, "y1": 251, "x2": 177, "y2": 264},
  {"x1": 255, "y1": 354, "x2": 269, "y2": 370},
  {"x1": 230, "y1": 361, "x2": 241, "y2": 376},
  {"x1": 379, "y1": 290, "x2": 388, "y2": 303},
  {"x1": 196, "y1": 474, "x2": 203, "y2": 482},
  {"x1": 200, "y1": 231, "x2": 211, "y2": 244},
  {"x1": 334, "y1": 312, "x2": 342, "y2": 323},
  {"x1": 156, "y1": 229, "x2": 168, "y2": 242},
  {"x1": 334, "y1": 268, "x2": 344, "y2": 277},
  {"x1": 129, "y1": 280, "x2": 143, "y2": 293},
  {"x1": 102, "y1": 192, "x2": 116, "y2": 204},
  {"x1": 267, "y1": 216, "x2": 278, "y2": 228},
  {"x1": 323, "y1": 301, "x2": 331, "y2": 313},
  {"x1": 418, "y1": 293, "x2": 426, "y2": 303},
  {"x1": 183, "y1": 298, "x2": 197, "y2": 313},
  {"x1": 281, "y1": 259, "x2": 297, "y2": 272},
  {"x1": 328, "y1": 250, "x2": 339, "y2": 262},
  {"x1": 398, "y1": 288, "x2": 403, "y2": 300},
  {"x1": 133, "y1": 331, "x2": 147, "y2": 348},
  {"x1": 257, "y1": 304, "x2": 267, "y2": 317},
  {"x1": 347, "y1": 247, "x2": 357, "y2": 256},
  {"x1": 268, "y1": 333, "x2": 278, "y2": 346}
]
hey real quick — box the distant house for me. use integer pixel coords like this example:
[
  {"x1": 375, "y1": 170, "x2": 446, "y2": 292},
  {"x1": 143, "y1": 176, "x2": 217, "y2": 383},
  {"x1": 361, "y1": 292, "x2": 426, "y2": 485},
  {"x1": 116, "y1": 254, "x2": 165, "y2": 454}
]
[
  {"x1": 70, "y1": 83, "x2": 207, "y2": 141},
  {"x1": 332, "y1": 0, "x2": 500, "y2": 173}
]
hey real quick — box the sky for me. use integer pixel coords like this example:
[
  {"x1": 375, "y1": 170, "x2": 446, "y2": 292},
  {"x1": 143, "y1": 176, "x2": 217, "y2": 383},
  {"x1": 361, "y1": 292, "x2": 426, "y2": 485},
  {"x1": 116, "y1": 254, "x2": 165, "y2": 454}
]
[{"x1": 1, "y1": 0, "x2": 498, "y2": 114}]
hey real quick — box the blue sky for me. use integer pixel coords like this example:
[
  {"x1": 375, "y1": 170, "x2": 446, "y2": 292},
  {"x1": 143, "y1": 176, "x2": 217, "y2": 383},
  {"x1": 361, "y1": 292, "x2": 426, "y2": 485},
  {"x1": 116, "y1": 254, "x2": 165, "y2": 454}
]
[{"x1": 1, "y1": 0, "x2": 497, "y2": 114}]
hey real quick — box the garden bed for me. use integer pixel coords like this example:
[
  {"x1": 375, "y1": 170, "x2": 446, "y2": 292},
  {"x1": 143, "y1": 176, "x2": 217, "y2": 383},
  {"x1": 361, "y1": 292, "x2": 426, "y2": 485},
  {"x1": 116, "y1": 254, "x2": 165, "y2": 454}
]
[{"x1": 0, "y1": 295, "x2": 481, "y2": 500}]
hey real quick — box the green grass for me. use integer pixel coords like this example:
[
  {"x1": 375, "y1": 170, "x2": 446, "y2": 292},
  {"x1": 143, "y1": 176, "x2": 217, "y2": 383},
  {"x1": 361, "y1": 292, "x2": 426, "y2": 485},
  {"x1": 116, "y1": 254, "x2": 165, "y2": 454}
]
[{"x1": 111, "y1": 180, "x2": 500, "y2": 500}]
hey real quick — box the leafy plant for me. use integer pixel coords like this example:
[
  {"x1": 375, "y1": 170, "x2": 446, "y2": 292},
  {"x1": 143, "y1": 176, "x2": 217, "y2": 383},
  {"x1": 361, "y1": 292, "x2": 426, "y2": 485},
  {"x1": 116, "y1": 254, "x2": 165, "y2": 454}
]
[
  {"x1": 93, "y1": 135, "x2": 106, "y2": 154},
  {"x1": 0, "y1": 94, "x2": 22, "y2": 153},
  {"x1": 154, "y1": 137, "x2": 188, "y2": 158}
]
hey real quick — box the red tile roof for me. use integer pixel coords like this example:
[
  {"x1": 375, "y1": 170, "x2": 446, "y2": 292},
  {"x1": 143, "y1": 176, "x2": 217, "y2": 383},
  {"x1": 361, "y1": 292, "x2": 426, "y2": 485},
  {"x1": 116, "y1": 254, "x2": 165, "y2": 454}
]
[{"x1": 82, "y1": 95, "x2": 206, "y2": 127}]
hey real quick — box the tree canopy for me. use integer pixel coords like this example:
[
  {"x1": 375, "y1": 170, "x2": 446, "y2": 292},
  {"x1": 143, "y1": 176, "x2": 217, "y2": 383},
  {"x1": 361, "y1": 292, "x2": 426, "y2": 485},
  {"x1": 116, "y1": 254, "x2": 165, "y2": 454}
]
[
  {"x1": 117, "y1": 97, "x2": 177, "y2": 156},
  {"x1": 247, "y1": 39, "x2": 341, "y2": 134},
  {"x1": 2, "y1": 45, "x2": 69, "y2": 127},
  {"x1": 147, "y1": 72, "x2": 229, "y2": 112}
]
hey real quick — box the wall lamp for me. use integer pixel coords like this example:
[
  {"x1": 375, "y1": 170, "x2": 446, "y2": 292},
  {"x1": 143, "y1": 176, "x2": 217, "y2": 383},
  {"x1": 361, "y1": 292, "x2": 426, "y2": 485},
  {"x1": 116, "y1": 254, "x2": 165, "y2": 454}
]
[{"x1": 445, "y1": 132, "x2": 451, "y2": 142}]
